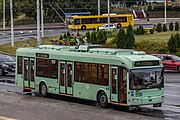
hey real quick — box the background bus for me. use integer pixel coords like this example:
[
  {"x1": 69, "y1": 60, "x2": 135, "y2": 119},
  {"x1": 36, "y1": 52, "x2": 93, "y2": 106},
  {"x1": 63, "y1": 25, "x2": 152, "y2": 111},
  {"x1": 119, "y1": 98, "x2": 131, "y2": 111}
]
[
  {"x1": 66, "y1": 14, "x2": 134, "y2": 30},
  {"x1": 16, "y1": 45, "x2": 164, "y2": 109}
]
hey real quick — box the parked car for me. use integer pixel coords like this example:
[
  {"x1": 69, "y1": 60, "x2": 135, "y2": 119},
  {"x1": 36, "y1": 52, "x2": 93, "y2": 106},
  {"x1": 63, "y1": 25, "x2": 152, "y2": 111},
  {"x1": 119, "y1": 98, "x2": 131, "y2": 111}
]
[
  {"x1": 98, "y1": 24, "x2": 117, "y2": 31},
  {"x1": 152, "y1": 54, "x2": 180, "y2": 72},
  {"x1": 0, "y1": 54, "x2": 15, "y2": 76}
]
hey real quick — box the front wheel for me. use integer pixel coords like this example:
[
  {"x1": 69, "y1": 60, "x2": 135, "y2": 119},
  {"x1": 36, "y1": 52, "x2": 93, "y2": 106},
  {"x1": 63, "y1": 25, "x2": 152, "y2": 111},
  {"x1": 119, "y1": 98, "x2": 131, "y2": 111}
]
[
  {"x1": 39, "y1": 82, "x2": 48, "y2": 97},
  {"x1": 97, "y1": 91, "x2": 109, "y2": 108}
]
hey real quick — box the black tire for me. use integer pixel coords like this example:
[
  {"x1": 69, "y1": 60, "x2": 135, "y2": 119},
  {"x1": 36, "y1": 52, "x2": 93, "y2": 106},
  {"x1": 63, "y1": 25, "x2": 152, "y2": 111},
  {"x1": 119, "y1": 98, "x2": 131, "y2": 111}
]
[
  {"x1": 81, "y1": 25, "x2": 86, "y2": 30},
  {"x1": 39, "y1": 82, "x2": 48, "y2": 97},
  {"x1": 177, "y1": 66, "x2": 180, "y2": 73},
  {"x1": 0, "y1": 68, "x2": 2, "y2": 76},
  {"x1": 117, "y1": 24, "x2": 121, "y2": 29},
  {"x1": 97, "y1": 91, "x2": 109, "y2": 108}
]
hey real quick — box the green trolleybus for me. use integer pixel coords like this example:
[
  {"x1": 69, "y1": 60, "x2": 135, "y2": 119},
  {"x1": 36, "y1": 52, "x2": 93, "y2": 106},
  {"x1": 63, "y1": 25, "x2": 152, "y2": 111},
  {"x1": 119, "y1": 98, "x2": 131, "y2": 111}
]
[{"x1": 16, "y1": 45, "x2": 164, "y2": 108}]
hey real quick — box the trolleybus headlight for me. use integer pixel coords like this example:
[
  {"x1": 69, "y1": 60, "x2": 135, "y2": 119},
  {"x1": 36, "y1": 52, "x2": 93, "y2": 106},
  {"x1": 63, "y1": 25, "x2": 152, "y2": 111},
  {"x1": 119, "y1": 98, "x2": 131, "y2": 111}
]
[{"x1": 129, "y1": 98, "x2": 139, "y2": 102}]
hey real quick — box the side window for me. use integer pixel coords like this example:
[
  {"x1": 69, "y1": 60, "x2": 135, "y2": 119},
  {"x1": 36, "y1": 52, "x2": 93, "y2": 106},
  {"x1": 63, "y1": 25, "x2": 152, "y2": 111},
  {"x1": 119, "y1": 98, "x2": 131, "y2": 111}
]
[
  {"x1": 164, "y1": 56, "x2": 172, "y2": 61},
  {"x1": 74, "y1": 62, "x2": 109, "y2": 85},
  {"x1": 74, "y1": 19, "x2": 80, "y2": 25},
  {"x1": 36, "y1": 58, "x2": 58, "y2": 78},
  {"x1": 49, "y1": 60, "x2": 58, "y2": 79},
  {"x1": 18, "y1": 56, "x2": 22, "y2": 74}
]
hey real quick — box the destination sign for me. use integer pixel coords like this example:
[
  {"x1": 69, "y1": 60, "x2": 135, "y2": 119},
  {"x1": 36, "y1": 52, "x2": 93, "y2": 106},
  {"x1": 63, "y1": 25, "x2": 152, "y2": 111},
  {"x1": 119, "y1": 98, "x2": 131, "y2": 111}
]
[
  {"x1": 135, "y1": 61, "x2": 159, "y2": 67},
  {"x1": 36, "y1": 53, "x2": 49, "y2": 58}
]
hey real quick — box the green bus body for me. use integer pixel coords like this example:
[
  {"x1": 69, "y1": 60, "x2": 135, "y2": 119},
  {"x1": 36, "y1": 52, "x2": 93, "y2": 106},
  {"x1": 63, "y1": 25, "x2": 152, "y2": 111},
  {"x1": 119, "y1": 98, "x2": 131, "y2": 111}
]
[{"x1": 16, "y1": 45, "x2": 164, "y2": 107}]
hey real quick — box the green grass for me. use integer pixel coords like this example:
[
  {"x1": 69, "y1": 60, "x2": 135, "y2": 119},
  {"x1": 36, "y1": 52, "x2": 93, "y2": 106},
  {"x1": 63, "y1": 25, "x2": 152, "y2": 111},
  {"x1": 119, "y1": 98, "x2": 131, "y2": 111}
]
[
  {"x1": 0, "y1": 36, "x2": 59, "y2": 55},
  {"x1": 135, "y1": 31, "x2": 180, "y2": 54},
  {"x1": 0, "y1": 30, "x2": 180, "y2": 55}
]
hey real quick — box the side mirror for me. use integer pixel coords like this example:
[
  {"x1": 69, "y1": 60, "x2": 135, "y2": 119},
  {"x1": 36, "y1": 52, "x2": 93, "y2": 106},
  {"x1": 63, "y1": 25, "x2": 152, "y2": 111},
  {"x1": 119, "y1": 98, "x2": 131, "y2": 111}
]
[{"x1": 171, "y1": 60, "x2": 175, "y2": 62}]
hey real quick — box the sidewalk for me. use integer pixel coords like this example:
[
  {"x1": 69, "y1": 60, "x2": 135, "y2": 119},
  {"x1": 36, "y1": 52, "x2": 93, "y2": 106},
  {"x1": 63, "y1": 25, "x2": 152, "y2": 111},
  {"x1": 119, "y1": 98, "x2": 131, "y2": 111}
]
[{"x1": 135, "y1": 18, "x2": 180, "y2": 25}]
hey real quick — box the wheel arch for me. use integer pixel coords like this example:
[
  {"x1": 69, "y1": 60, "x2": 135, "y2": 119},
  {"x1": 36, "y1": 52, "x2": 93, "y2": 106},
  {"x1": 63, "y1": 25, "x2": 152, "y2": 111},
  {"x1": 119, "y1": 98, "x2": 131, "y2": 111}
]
[
  {"x1": 96, "y1": 88, "x2": 110, "y2": 103},
  {"x1": 38, "y1": 80, "x2": 48, "y2": 93}
]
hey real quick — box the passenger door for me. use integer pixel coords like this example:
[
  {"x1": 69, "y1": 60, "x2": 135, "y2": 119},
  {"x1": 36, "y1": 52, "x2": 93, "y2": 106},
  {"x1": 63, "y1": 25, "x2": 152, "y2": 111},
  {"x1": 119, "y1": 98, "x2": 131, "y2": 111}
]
[
  {"x1": 60, "y1": 61, "x2": 73, "y2": 95},
  {"x1": 110, "y1": 66, "x2": 118, "y2": 102},
  {"x1": 23, "y1": 58, "x2": 35, "y2": 88}
]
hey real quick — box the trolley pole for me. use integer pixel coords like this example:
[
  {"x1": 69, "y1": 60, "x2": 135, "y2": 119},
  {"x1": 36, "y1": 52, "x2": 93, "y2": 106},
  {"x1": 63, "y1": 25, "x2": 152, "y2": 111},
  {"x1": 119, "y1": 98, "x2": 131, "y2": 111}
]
[
  {"x1": 98, "y1": 0, "x2": 100, "y2": 15},
  {"x1": 107, "y1": 0, "x2": 110, "y2": 30},
  {"x1": 37, "y1": 0, "x2": 42, "y2": 45},
  {"x1": 10, "y1": 0, "x2": 14, "y2": 47}
]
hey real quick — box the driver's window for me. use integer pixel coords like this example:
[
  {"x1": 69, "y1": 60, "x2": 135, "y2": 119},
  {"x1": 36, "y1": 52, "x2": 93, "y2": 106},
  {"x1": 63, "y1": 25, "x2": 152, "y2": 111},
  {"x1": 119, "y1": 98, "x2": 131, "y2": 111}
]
[{"x1": 164, "y1": 56, "x2": 172, "y2": 62}]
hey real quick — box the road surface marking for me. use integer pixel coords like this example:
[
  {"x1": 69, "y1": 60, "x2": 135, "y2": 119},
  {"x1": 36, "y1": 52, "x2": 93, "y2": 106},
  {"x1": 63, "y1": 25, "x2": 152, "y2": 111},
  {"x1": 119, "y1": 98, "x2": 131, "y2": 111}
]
[
  {"x1": 165, "y1": 84, "x2": 180, "y2": 88},
  {"x1": 165, "y1": 94, "x2": 180, "y2": 98},
  {"x1": 0, "y1": 116, "x2": 16, "y2": 120}
]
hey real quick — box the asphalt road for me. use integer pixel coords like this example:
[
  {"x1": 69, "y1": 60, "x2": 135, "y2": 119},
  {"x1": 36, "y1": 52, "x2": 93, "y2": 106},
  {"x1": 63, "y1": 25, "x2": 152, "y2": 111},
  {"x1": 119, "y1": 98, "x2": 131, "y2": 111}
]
[{"x1": 0, "y1": 72, "x2": 180, "y2": 119}]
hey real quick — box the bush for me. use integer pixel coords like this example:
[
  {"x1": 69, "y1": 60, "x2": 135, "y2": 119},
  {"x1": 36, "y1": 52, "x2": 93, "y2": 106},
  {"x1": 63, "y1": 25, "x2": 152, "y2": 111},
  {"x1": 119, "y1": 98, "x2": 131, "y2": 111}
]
[
  {"x1": 126, "y1": 24, "x2": 135, "y2": 49},
  {"x1": 174, "y1": 33, "x2": 180, "y2": 48},
  {"x1": 85, "y1": 31, "x2": 91, "y2": 42},
  {"x1": 169, "y1": 22, "x2": 174, "y2": 31},
  {"x1": 67, "y1": 31, "x2": 71, "y2": 37},
  {"x1": 168, "y1": 34, "x2": 177, "y2": 53},
  {"x1": 149, "y1": 29, "x2": 154, "y2": 34},
  {"x1": 63, "y1": 33, "x2": 67, "y2": 38},
  {"x1": 138, "y1": 25, "x2": 145, "y2": 35},
  {"x1": 97, "y1": 30, "x2": 104, "y2": 44},
  {"x1": 175, "y1": 21, "x2": 179, "y2": 31},
  {"x1": 59, "y1": 35, "x2": 63, "y2": 40},
  {"x1": 162, "y1": 24, "x2": 167, "y2": 32},
  {"x1": 58, "y1": 40, "x2": 64, "y2": 45},
  {"x1": 90, "y1": 31, "x2": 97, "y2": 44},
  {"x1": 115, "y1": 28, "x2": 126, "y2": 48},
  {"x1": 69, "y1": 39, "x2": 76, "y2": 45},
  {"x1": 156, "y1": 23, "x2": 162, "y2": 32}
]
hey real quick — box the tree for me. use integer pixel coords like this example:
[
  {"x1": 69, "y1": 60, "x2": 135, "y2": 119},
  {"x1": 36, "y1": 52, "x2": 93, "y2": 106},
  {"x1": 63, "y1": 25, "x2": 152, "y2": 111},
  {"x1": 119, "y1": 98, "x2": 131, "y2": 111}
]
[
  {"x1": 156, "y1": 23, "x2": 162, "y2": 32},
  {"x1": 102, "y1": 31, "x2": 107, "y2": 44},
  {"x1": 90, "y1": 31, "x2": 97, "y2": 44},
  {"x1": 85, "y1": 31, "x2": 91, "y2": 42},
  {"x1": 67, "y1": 31, "x2": 71, "y2": 37},
  {"x1": 175, "y1": 21, "x2": 179, "y2": 31},
  {"x1": 126, "y1": 24, "x2": 135, "y2": 49},
  {"x1": 162, "y1": 24, "x2": 167, "y2": 32},
  {"x1": 97, "y1": 30, "x2": 104, "y2": 44},
  {"x1": 174, "y1": 33, "x2": 180, "y2": 49},
  {"x1": 168, "y1": 34, "x2": 177, "y2": 53},
  {"x1": 116, "y1": 28, "x2": 126, "y2": 49},
  {"x1": 169, "y1": 22, "x2": 174, "y2": 31}
]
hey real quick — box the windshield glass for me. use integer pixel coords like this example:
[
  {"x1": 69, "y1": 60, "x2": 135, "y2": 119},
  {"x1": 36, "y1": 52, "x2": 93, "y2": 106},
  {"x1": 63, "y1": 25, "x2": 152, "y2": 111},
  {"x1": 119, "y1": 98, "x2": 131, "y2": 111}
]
[
  {"x1": 0, "y1": 55, "x2": 15, "y2": 62},
  {"x1": 129, "y1": 68, "x2": 163, "y2": 90},
  {"x1": 173, "y1": 55, "x2": 180, "y2": 61}
]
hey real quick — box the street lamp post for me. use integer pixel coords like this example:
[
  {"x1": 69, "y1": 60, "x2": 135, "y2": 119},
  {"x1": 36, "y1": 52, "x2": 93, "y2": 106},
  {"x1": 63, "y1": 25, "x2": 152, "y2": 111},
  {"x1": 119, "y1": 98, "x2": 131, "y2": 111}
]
[
  {"x1": 3, "y1": 0, "x2": 5, "y2": 29},
  {"x1": 41, "y1": 0, "x2": 44, "y2": 38},
  {"x1": 165, "y1": 0, "x2": 167, "y2": 23},
  {"x1": 37, "y1": 0, "x2": 42, "y2": 45},
  {"x1": 10, "y1": 0, "x2": 14, "y2": 47},
  {"x1": 98, "y1": 0, "x2": 100, "y2": 15},
  {"x1": 107, "y1": 0, "x2": 110, "y2": 30}
]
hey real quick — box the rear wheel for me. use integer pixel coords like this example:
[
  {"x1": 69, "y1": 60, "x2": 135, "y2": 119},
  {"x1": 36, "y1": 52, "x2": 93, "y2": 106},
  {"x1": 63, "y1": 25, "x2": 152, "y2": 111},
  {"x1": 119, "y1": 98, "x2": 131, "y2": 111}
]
[
  {"x1": 81, "y1": 25, "x2": 86, "y2": 30},
  {"x1": 117, "y1": 24, "x2": 121, "y2": 29},
  {"x1": 39, "y1": 82, "x2": 48, "y2": 97},
  {"x1": 177, "y1": 66, "x2": 180, "y2": 73},
  {"x1": 97, "y1": 91, "x2": 109, "y2": 108}
]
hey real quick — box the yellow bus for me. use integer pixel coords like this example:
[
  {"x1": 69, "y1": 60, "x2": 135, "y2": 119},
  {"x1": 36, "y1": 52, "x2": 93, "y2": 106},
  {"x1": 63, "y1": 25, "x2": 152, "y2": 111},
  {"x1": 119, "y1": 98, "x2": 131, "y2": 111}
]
[{"x1": 66, "y1": 14, "x2": 134, "y2": 30}]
